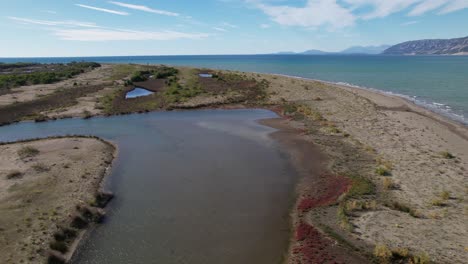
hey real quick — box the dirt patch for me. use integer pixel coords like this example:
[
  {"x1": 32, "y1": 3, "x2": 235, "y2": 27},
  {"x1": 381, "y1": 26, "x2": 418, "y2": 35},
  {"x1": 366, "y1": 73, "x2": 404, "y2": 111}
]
[
  {"x1": 133, "y1": 79, "x2": 166, "y2": 92},
  {"x1": 0, "y1": 137, "x2": 115, "y2": 264}
]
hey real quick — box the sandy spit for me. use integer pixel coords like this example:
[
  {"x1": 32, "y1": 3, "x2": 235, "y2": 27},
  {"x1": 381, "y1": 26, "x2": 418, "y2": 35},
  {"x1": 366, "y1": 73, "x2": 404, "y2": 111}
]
[{"x1": 0, "y1": 137, "x2": 116, "y2": 264}]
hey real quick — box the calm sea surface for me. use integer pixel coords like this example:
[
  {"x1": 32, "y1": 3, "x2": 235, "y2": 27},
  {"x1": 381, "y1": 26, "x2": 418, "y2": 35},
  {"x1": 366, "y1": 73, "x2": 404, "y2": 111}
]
[{"x1": 1, "y1": 55, "x2": 467, "y2": 124}]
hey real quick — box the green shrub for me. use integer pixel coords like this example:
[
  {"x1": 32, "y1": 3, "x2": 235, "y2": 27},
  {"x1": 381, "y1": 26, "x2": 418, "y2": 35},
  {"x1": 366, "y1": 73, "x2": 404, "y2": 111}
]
[
  {"x1": 374, "y1": 244, "x2": 392, "y2": 262},
  {"x1": 412, "y1": 252, "x2": 431, "y2": 264},
  {"x1": 440, "y1": 151, "x2": 455, "y2": 159},
  {"x1": 376, "y1": 167, "x2": 391, "y2": 176}
]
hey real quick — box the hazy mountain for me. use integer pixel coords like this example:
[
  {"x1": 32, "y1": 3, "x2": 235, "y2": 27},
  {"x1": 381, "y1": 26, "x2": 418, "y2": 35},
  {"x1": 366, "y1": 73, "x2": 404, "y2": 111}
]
[
  {"x1": 383, "y1": 36, "x2": 468, "y2": 55},
  {"x1": 272, "y1": 45, "x2": 390, "y2": 55},
  {"x1": 340, "y1": 45, "x2": 391, "y2": 54}
]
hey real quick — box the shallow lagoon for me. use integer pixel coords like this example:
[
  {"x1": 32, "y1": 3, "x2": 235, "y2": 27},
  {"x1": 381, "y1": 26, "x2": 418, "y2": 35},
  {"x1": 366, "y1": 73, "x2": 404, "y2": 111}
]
[{"x1": 0, "y1": 109, "x2": 297, "y2": 264}]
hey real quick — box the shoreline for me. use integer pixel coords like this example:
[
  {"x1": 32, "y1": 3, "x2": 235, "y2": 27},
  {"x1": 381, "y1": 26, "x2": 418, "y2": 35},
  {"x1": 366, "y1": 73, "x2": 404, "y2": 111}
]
[{"x1": 267, "y1": 72, "x2": 468, "y2": 127}]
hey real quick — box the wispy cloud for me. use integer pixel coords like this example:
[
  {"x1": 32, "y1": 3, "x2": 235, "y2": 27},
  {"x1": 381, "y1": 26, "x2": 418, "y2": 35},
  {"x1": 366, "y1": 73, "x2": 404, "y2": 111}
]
[
  {"x1": 8, "y1": 16, "x2": 99, "y2": 28},
  {"x1": 108, "y1": 1, "x2": 179, "y2": 16},
  {"x1": 254, "y1": 0, "x2": 355, "y2": 29},
  {"x1": 75, "y1": 4, "x2": 129, "y2": 16},
  {"x1": 8, "y1": 16, "x2": 209, "y2": 42},
  {"x1": 213, "y1": 27, "x2": 228, "y2": 32},
  {"x1": 250, "y1": 0, "x2": 468, "y2": 30},
  {"x1": 54, "y1": 28, "x2": 209, "y2": 41},
  {"x1": 42, "y1": 10, "x2": 57, "y2": 14},
  {"x1": 260, "y1": 23, "x2": 270, "y2": 29},
  {"x1": 221, "y1": 22, "x2": 238, "y2": 28},
  {"x1": 401, "y1": 21, "x2": 420, "y2": 26}
]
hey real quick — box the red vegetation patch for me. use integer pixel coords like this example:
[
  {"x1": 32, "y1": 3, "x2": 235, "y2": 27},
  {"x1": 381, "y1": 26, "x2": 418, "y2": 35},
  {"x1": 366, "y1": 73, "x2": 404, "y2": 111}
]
[
  {"x1": 291, "y1": 174, "x2": 353, "y2": 264},
  {"x1": 298, "y1": 174, "x2": 351, "y2": 213},
  {"x1": 296, "y1": 221, "x2": 314, "y2": 241},
  {"x1": 292, "y1": 222, "x2": 347, "y2": 264}
]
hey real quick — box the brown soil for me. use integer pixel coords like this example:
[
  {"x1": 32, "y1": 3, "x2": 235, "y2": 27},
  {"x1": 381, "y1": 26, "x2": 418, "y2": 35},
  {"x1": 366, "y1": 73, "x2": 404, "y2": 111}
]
[{"x1": 133, "y1": 79, "x2": 166, "y2": 92}]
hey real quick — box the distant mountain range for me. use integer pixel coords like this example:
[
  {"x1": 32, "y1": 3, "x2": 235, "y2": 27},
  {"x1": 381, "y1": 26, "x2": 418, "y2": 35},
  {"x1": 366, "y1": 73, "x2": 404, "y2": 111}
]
[
  {"x1": 275, "y1": 45, "x2": 390, "y2": 55},
  {"x1": 382, "y1": 36, "x2": 468, "y2": 55},
  {"x1": 274, "y1": 36, "x2": 468, "y2": 56}
]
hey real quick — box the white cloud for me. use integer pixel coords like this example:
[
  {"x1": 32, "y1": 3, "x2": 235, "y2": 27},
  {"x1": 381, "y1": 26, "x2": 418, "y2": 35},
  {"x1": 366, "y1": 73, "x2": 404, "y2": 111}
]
[
  {"x1": 221, "y1": 22, "x2": 238, "y2": 28},
  {"x1": 108, "y1": 1, "x2": 179, "y2": 16},
  {"x1": 75, "y1": 4, "x2": 129, "y2": 16},
  {"x1": 54, "y1": 28, "x2": 209, "y2": 41},
  {"x1": 439, "y1": 0, "x2": 468, "y2": 14},
  {"x1": 260, "y1": 23, "x2": 270, "y2": 28},
  {"x1": 408, "y1": 0, "x2": 447, "y2": 16},
  {"x1": 8, "y1": 16, "x2": 209, "y2": 42},
  {"x1": 213, "y1": 27, "x2": 228, "y2": 32},
  {"x1": 8, "y1": 16, "x2": 99, "y2": 28},
  {"x1": 251, "y1": 0, "x2": 468, "y2": 29},
  {"x1": 401, "y1": 20, "x2": 420, "y2": 26},
  {"x1": 254, "y1": 0, "x2": 356, "y2": 29}
]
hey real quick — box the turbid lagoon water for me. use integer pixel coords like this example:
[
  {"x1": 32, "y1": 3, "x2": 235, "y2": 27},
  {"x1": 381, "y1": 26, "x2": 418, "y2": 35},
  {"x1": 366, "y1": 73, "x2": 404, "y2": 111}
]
[
  {"x1": 2, "y1": 55, "x2": 467, "y2": 124},
  {"x1": 0, "y1": 109, "x2": 297, "y2": 264}
]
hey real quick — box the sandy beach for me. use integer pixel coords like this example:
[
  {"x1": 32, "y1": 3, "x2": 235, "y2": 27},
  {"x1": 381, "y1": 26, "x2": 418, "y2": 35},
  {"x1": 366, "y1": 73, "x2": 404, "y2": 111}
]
[{"x1": 0, "y1": 137, "x2": 115, "y2": 264}]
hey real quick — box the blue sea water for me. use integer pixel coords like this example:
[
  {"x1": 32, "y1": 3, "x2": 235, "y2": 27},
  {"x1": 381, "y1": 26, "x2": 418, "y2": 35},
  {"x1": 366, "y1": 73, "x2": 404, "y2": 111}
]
[{"x1": 1, "y1": 55, "x2": 467, "y2": 124}]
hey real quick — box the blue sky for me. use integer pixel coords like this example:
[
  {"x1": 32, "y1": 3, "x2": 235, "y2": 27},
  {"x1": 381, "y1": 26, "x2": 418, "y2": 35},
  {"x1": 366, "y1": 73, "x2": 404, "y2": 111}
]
[{"x1": 1, "y1": 0, "x2": 468, "y2": 57}]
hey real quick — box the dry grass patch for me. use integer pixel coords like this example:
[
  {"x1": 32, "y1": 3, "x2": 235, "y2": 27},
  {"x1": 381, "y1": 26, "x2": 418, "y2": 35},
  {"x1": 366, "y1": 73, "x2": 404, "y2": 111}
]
[
  {"x1": 32, "y1": 163, "x2": 50, "y2": 172},
  {"x1": 440, "y1": 151, "x2": 455, "y2": 159},
  {"x1": 6, "y1": 170, "x2": 23, "y2": 179},
  {"x1": 383, "y1": 178, "x2": 397, "y2": 190},
  {"x1": 18, "y1": 146, "x2": 40, "y2": 159}
]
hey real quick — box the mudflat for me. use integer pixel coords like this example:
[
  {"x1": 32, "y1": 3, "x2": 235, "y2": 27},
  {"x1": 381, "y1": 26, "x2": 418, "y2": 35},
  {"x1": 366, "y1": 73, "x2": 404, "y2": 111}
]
[{"x1": 0, "y1": 137, "x2": 115, "y2": 264}]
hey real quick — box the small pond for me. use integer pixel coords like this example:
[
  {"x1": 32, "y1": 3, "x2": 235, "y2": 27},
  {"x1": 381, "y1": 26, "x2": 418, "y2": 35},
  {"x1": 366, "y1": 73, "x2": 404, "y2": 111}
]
[
  {"x1": 199, "y1": 73, "x2": 213, "y2": 78},
  {"x1": 125, "y1": 87, "x2": 154, "y2": 99}
]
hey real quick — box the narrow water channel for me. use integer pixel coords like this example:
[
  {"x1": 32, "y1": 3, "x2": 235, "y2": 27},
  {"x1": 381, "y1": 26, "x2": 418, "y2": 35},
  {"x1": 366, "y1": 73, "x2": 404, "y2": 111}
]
[{"x1": 0, "y1": 109, "x2": 297, "y2": 264}]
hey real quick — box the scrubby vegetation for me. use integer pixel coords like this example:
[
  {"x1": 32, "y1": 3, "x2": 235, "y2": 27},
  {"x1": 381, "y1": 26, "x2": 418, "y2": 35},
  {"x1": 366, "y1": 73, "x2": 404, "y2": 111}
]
[
  {"x1": 440, "y1": 151, "x2": 455, "y2": 159},
  {"x1": 337, "y1": 174, "x2": 375, "y2": 231},
  {"x1": 18, "y1": 146, "x2": 40, "y2": 158},
  {"x1": 0, "y1": 62, "x2": 100, "y2": 90},
  {"x1": 6, "y1": 170, "x2": 23, "y2": 179}
]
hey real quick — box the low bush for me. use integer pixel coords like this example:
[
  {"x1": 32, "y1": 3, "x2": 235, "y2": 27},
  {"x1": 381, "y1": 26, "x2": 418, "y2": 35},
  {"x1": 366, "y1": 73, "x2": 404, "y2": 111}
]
[
  {"x1": 18, "y1": 146, "x2": 40, "y2": 158},
  {"x1": 440, "y1": 151, "x2": 455, "y2": 159},
  {"x1": 49, "y1": 241, "x2": 68, "y2": 253},
  {"x1": 439, "y1": 190, "x2": 450, "y2": 200},
  {"x1": 6, "y1": 170, "x2": 22, "y2": 179},
  {"x1": 376, "y1": 167, "x2": 391, "y2": 176},
  {"x1": 374, "y1": 244, "x2": 392, "y2": 262},
  {"x1": 32, "y1": 163, "x2": 50, "y2": 172},
  {"x1": 383, "y1": 178, "x2": 396, "y2": 190}
]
